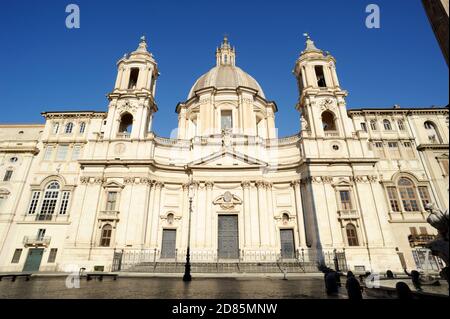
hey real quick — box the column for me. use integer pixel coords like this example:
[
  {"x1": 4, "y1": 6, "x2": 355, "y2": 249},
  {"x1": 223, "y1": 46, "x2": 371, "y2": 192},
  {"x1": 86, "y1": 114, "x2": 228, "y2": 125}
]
[
  {"x1": 144, "y1": 181, "x2": 156, "y2": 247},
  {"x1": 292, "y1": 180, "x2": 307, "y2": 248},
  {"x1": 180, "y1": 183, "x2": 189, "y2": 253},
  {"x1": 205, "y1": 182, "x2": 214, "y2": 248},
  {"x1": 149, "y1": 182, "x2": 163, "y2": 248},
  {"x1": 265, "y1": 182, "x2": 276, "y2": 247},
  {"x1": 141, "y1": 179, "x2": 152, "y2": 248},
  {"x1": 242, "y1": 181, "x2": 251, "y2": 247},
  {"x1": 249, "y1": 183, "x2": 260, "y2": 246},
  {"x1": 256, "y1": 181, "x2": 269, "y2": 247}
]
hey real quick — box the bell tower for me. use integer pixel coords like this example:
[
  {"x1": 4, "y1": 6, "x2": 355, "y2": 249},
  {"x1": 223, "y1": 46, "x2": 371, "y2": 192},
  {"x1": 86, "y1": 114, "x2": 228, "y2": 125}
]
[
  {"x1": 103, "y1": 36, "x2": 159, "y2": 140},
  {"x1": 293, "y1": 34, "x2": 353, "y2": 139}
]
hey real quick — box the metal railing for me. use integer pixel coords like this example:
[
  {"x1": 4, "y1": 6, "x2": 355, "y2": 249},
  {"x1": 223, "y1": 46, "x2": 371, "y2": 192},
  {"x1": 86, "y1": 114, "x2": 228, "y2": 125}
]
[{"x1": 23, "y1": 236, "x2": 51, "y2": 247}]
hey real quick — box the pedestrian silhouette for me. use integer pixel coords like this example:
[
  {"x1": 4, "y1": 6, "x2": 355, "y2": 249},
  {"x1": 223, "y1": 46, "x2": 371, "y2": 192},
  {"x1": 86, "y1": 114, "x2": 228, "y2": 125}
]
[
  {"x1": 386, "y1": 270, "x2": 394, "y2": 279},
  {"x1": 346, "y1": 271, "x2": 363, "y2": 300},
  {"x1": 396, "y1": 282, "x2": 413, "y2": 299}
]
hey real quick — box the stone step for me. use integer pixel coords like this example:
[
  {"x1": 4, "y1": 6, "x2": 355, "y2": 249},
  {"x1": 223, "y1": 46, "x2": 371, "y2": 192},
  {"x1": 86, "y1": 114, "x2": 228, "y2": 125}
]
[{"x1": 121, "y1": 261, "x2": 319, "y2": 273}]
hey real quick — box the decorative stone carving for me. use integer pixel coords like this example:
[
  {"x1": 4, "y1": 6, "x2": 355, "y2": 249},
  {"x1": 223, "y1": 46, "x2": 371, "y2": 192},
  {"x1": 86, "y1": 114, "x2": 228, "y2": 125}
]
[
  {"x1": 80, "y1": 177, "x2": 90, "y2": 184},
  {"x1": 300, "y1": 114, "x2": 309, "y2": 130},
  {"x1": 118, "y1": 99, "x2": 138, "y2": 115},
  {"x1": 114, "y1": 143, "x2": 126, "y2": 155},
  {"x1": 93, "y1": 177, "x2": 105, "y2": 184},
  {"x1": 320, "y1": 98, "x2": 336, "y2": 112},
  {"x1": 205, "y1": 181, "x2": 214, "y2": 189},
  {"x1": 213, "y1": 191, "x2": 242, "y2": 210},
  {"x1": 123, "y1": 177, "x2": 135, "y2": 184},
  {"x1": 241, "y1": 181, "x2": 251, "y2": 188}
]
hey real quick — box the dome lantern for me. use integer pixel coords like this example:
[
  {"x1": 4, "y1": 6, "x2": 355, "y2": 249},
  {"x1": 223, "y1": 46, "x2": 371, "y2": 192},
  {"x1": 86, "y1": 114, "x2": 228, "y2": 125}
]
[{"x1": 216, "y1": 36, "x2": 236, "y2": 66}]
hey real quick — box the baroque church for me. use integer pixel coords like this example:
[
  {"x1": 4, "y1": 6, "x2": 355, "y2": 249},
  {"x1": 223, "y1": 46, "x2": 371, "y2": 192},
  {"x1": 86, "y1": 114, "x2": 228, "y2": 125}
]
[{"x1": 0, "y1": 36, "x2": 448, "y2": 274}]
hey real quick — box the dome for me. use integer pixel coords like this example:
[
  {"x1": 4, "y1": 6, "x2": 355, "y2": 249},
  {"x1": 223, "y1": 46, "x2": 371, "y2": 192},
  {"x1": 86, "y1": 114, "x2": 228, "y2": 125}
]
[
  {"x1": 188, "y1": 65, "x2": 266, "y2": 99},
  {"x1": 187, "y1": 37, "x2": 265, "y2": 100}
]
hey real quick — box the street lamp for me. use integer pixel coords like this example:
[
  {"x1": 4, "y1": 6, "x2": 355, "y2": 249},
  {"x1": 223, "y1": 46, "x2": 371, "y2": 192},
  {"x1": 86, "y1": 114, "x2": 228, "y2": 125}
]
[{"x1": 183, "y1": 177, "x2": 195, "y2": 282}]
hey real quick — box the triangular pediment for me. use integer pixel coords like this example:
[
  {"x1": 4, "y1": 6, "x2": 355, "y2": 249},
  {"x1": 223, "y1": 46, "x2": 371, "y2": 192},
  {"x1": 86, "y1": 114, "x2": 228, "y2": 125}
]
[
  {"x1": 103, "y1": 181, "x2": 125, "y2": 189},
  {"x1": 189, "y1": 149, "x2": 268, "y2": 168}
]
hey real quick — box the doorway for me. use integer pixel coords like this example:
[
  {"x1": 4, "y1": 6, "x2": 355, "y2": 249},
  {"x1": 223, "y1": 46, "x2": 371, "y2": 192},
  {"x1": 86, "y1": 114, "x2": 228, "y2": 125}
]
[
  {"x1": 23, "y1": 248, "x2": 44, "y2": 272},
  {"x1": 218, "y1": 215, "x2": 239, "y2": 259}
]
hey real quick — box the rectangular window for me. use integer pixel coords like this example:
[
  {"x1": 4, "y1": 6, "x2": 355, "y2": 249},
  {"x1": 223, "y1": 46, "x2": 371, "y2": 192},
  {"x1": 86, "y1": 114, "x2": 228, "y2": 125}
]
[
  {"x1": 71, "y1": 146, "x2": 81, "y2": 161},
  {"x1": 48, "y1": 248, "x2": 58, "y2": 263},
  {"x1": 419, "y1": 227, "x2": 428, "y2": 235},
  {"x1": 52, "y1": 123, "x2": 59, "y2": 134},
  {"x1": 221, "y1": 111, "x2": 233, "y2": 131},
  {"x1": 404, "y1": 142, "x2": 415, "y2": 159},
  {"x1": 3, "y1": 170, "x2": 13, "y2": 182},
  {"x1": 388, "y1": 142, "x2": 400, "y2": 159},
  {"x1": 314, "y1": 65, "x2": 326, "y2": 87},
  {"x1": 11, "y1": 248, "x2": 23, "y2": 264},
  {"x1": 400, "y1": 188, "x2": 419, "y2": 212},
  {"x1": 39, "y1": 188, "x2": 59, "y2": 218},
  {"x1": 106, "y1": 192, "x2": 118, "y2": 211},
  {"x1": 339, "y1": 190, "x2": 352, "y2": 210},
  {"x1": 11, "y1": 249, "x2": 22, "y2": 263},
  {"x1": 387, "y1": 187, "x2": 400, "y2": 212},
  {"x1": 438, "y1": 158, "x2": 449, "y2": 176},
  {"x1": 360, "y1": 122, "x2": 367, "y2": 132},
  {"x1": 374, "y1": 142, "x2": 385, "y2": 158},
  {"x1": 56, "y1": 145, "x2": 69, "y2": 161},
  {"x1": 409, "y1": 227, "x2": 418, "y2": 240},
  {"x1": 418, "y1": 187, "x2": 431, "y2": 209},
  {"x1": 43, "y1": 146, "x2": 54, "y2": 161},
  {"x1": 37, "y1": 229, "x2": 46, "y2": 241},
  {"x1": 59, "y1": 191, "x2": 70, "y2": 215},
  {"x1": 28, "y1": 191, "x2": 41, "y2": 214}
]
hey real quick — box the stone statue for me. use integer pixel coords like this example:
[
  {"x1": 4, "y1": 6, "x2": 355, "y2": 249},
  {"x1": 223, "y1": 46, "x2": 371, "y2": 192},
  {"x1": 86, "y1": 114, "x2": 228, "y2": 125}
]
[
  {"x1": 300, "y1": 115, "x2": 309, "y2": 131},
  {"x1": 424, "y1": 203, "x2": 449, "y2": 266}
]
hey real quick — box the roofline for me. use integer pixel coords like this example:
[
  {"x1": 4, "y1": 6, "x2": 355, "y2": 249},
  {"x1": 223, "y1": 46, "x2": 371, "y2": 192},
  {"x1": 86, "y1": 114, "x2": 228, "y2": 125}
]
[
  {"x1": 41, "y1": 110, "x2": 107, "y2": 115},
  {"x1": 348, "y1": 106, "x2": 449, "y2": 113},
  {"x1": 0, "y1": 123, "x2": 45, "y2": 128}
]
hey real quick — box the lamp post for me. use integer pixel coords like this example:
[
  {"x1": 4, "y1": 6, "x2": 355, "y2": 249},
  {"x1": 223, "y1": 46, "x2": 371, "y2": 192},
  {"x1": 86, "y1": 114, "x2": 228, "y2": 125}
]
[{"x1": 183, "y1": 178, "x2": 195, "y2": 282}]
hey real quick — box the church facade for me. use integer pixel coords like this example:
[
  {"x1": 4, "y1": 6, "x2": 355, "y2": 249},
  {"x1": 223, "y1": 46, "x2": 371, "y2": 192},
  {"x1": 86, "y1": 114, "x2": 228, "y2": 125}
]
[{"x1": 0, "y1": 36, "x2": 448, "y2": 274}]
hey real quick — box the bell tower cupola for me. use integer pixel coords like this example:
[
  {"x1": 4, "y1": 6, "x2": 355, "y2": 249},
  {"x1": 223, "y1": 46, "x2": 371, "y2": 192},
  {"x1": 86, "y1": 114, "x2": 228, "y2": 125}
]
[
  {"x1": 293, "y1": 34, "x2": 353, "y2": 139},
  {"x1": 104, "y1": 36, "x2": 160, "y2": 140}
]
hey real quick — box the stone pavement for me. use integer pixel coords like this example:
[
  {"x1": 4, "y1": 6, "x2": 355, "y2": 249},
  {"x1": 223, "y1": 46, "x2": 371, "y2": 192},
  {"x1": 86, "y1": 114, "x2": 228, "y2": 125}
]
[{"x1": 0, "y1": 276, "x2": 362, "y2": 299}]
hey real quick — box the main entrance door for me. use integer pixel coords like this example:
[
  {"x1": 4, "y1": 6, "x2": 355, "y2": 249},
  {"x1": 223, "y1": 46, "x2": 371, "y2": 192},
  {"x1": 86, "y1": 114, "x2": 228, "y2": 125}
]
[
  {"x1": 280, "y1": 229, "x2": 295, "y2": 259},
  {"x1": 23, "y1": 248, "x2": 44, "y2": 272},
  {"x1": 218, "y1": 215, "x2": 239, "y2": 259},
  {"x1": 161, "y1": 229, "x2": 176, "y2": 259}
]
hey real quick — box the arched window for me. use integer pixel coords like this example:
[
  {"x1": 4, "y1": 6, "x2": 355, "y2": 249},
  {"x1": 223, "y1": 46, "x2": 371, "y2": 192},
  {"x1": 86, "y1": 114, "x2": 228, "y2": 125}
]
[
  {"x1": 398, "y1": 120, "x2": 405, "y2": 131},
  {"x1": 118, "y1": 113, "x2": 133, "y2": 135},
  {"x1": 79, "y1": 122, "x2": 86, "y2": 134},
  {"x1": 65, "y1": 122, "x2": 74, "y2": 134},
  {"x1": 38, "y1": 181, "x2": 60, "y2": 220},
  {"x1": 100, "y1": 224, "x2": 112, "y2": 247},
  {"x1": 370, "y1": 120, "x2": 377, "y2": 131},
  {"x1": 424, "y1": 121, "x2": 441, "y2": 143},
  {"x1": 346, "y1": 224, "x2": 359, "y2": 246},
  {"x1": 398, "y1": 178, "x2": 419, "y2": 212},
  {"x1": 383, "y1": 119, "x2": 392, "y2": 130},
  {"x1": 321, "y1": 111, "x2": 336, "y2": 131}
]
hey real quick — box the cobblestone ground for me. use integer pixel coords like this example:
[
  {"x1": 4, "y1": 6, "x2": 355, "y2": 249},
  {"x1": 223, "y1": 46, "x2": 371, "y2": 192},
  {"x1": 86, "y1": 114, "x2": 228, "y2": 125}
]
[{"x1": 0, "y1": 276, "x2": 374, "y2": 299}]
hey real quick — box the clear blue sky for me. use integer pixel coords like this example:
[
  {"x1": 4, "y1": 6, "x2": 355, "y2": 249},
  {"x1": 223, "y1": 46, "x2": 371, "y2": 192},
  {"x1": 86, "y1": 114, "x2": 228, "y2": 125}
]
[{"x1": 0, "y1": 0, "x2": 448, "y2": 137}]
